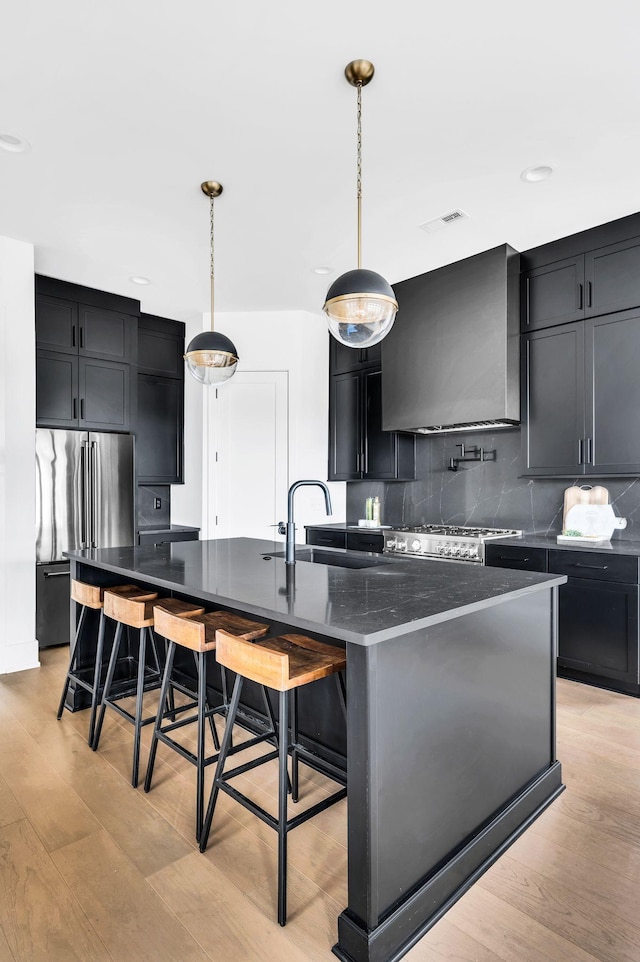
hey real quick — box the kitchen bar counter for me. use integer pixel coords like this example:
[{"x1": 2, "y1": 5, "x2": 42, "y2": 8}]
[{"x1": 66, "y1": 538, "x2": 565, "y2": 962}]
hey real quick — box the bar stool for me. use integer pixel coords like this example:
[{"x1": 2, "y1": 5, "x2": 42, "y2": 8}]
[
  {"x1": 144, "y1": 607, "x2": 271, "y2": 843},
  {"x1": 92, "y1": 592, "x2": 204, "y2": 787},
  {"x1": 57, "y1": 581, "x2": 156, "y2": 746},
  {"x1": 199, "y1": 630, "x2": 347, "y2": 926}
]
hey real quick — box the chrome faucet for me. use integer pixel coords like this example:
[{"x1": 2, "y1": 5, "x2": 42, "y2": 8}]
[{"x1": 283, "y1": 479, "x2": 333, "y2": 564}]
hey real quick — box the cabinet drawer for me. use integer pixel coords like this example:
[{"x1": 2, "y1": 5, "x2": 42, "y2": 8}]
[
  {"x1": 484, "y1": 545, "x2": 547, "y2": 572},
  {"x1": 346, "y1": 531, "x2": 384, "y2": 553},
  {"x1": 138, "y1": 530, "x2": 199, "y2": 546},
  {"x1": 549, "y1": 550, "x2": 639, "y2": 584},
  {"x1": 306, "y1": 529, "x2": 347, "y2": 549}
]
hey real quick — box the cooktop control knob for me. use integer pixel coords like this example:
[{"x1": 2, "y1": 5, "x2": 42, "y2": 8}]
[
  {"x1": 386, "y1": 540, "x2": 396, "y2": 550},
  {"x1": 411, "y1": 539, "x2": 422, "y2": 552}
]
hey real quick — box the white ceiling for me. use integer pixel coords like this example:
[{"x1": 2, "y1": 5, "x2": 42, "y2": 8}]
[{"x1": 2, "y1": 0, "x2": 640, "y2": 321}]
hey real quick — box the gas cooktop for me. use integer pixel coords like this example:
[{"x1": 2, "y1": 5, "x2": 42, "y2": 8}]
[{"x1": 383, "y1": 524, "x2": 522, "y2": 563}]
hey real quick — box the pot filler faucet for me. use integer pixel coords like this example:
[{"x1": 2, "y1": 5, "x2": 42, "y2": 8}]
[{"x1": 281, "y1": 480, "x2": 333, "y2": 564}]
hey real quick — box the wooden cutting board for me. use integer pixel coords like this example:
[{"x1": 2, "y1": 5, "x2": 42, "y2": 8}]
[{"x1": 562, "y1": 485, "x2": 610, "y2": 531}]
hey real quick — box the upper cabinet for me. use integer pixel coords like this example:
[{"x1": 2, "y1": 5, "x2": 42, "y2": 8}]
[
  {"x1": 522, "y1": 309, "x2": 640, "y2": 477},
  {"x1": 35, "y1": 279, "x2": 137, "y2": 431},
  {"x1": 328, "y1": 338, "x2": 415, "y2": 482},
  {"x1": 522, "y1": 235, "x2": 640, "y2": 331},
  {"x1": 135, "y1": 314, "x2": 185, "y2": 484}
]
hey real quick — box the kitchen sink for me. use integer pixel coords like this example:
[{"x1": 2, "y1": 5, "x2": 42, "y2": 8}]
[{"x1": 264, "y1": 548, "x2": 390, "y2": 569}]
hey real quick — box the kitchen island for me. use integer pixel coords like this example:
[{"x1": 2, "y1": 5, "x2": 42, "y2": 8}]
[{"x1": 65, "y1": 537, "x2": 566, "y2": 962}]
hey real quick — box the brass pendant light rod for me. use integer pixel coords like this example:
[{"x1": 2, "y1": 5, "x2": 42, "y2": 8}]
[
  {"x1": 345, "y1": 60, "x2": 374, "y2": 270},
  {"x1": 201, "y1": 180, "x2": 222, "y2": 332}
]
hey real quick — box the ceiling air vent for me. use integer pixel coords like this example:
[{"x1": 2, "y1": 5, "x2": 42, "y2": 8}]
[{"x1": 420, "y1": 209, "x2": 468, "y2": 233}]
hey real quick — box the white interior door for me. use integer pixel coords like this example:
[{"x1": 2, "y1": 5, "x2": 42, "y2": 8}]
[{"x1": 206, "y1": 371, "x2": 289, "y2": 540}]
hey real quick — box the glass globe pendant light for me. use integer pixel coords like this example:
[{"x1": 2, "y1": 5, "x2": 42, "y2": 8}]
[
  {"x1": 323, "y1": 60, "x2": 398, "y2": 349},
  {"x1": 184, "y1": 181, "x2": 239, "y2": 385}
]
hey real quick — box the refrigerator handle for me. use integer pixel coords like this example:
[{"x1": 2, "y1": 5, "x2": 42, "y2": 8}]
[
  {"x1": 80, "y1": 440, "x2": 90, "y2": 548},
  {"x1": 90, "y1": 440, "x2": 98, "y2": 548}
]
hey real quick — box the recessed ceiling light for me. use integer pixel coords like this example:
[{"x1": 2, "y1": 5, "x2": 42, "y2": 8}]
[
  {"x1": 129, "y1": 275, "x2": 151, "y2": 285},
  {"x1": 312, "y1": 266, "x2": 333, "y2": 275},
  {"x1": 0, "y1": 133, "x2": 30, "y2": 153},
  {"x1": 520, "y1": 165, "x2": 553, "y2": 183}
]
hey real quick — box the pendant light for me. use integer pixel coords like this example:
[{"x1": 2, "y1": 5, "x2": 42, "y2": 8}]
[
  {"x1": 184, "y1": 181, "x2": 239, "y2": 385},
  {"x1": 323, "y1": 60, "x2": 398, "y2": 349}
]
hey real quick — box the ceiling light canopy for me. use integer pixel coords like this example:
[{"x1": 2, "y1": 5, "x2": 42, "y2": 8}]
[
  {"x1": 521, "y1": 164, "x2": 553, "y2": 183},
  {"x1": 129, "y1": 275, "x2": 150, "y2": 285},
  {"x1": 323, "y1": 60, "x2": 398, "y2": 350},
  {"x1": 184, "y1": 181, "x2": 239, "y2": 386},
  {"x1": 0, "y1": 133, "x2": 30, "y2": 153}
]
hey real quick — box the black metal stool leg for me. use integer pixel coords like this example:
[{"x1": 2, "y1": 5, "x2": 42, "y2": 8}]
[
  {"x1": 92, "y1": 621, "x2": 123, "y2": 750},
  {"x1": 196, "y1": 650, "x2": 208, "y2": 843},
  {"x1": 87, "y1": 610, "x2": 107, "y2": 747},
  {"x1": 56, "y1": 604, "x2": 88, "y2": 720},
  {"x1": 131, "y1": 626, "x2": 148, "y2": 788},
  {"x1": 199, "y1": 675, "x2": 244, "y2": 853},
  {"x1": 277, "y1": 688, "x2": 289, "y2": 926},
  {"x1": 220, "y1": 666, "x2": 233, "y2": 748},
  {"x1": 290, "y1": 688, "x2": 299, "y2": 803},
  {"x1": 144, "y1": 639, "x2": 177, "y2": 794},
  {"x1": 192, "y1": 651, "x2": 220, "y2": 751}
]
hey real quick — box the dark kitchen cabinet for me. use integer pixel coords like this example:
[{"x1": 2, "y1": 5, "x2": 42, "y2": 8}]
[
  {"x1": 306, "y1": 528, "x2": 347, "y2": 549},
  {"x1": 486, "y1": 542, "x2": 640, "y2": 695},
  {"x1": 138, "y1": 528, "x2": 199, "y2": 546},
  {"x1": 35, "y1": 280, "x2": 137, "y2": 431},
  {"x1": 329, "y1": 337, "x2": 381, "y2": 376},
  {"x1": 346, "y1": 530, "x2": 384, "y2": 553},
  {"x1": 522, "y1": 309, "x2": 640, "y2": 476},
  {"x1": 135, "y1": 314, "x2": 185, "y2": 484},
  {"x1": 36, "y1": 351, "x2": 130, "y2": 430},
  {"x1": 521, "y1": 236, "x2": 640, "y2": 332},
  {"x1": 328, "y1": 367, "x2": 415, "y2": 481}
]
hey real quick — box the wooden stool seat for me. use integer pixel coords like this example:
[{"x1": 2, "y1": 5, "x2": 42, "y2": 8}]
[
  {"x1": 216, "y1": 631, "x2": 346, "y2": 691},
  {"x1": 152, "y1": 598, "x2": 206, "y2": 619},
  {"x1": 199, "y1": 629, "x2": 347, "y2": 925},
  {"x1": 70, "y1": 581, "x2": 154, "y2": 610},
  {"x1": 103, "y1": 591, "x2": 167, "y2": 629},
  {"x1": 144, "y1": 607, "x2": 272, "y2": 843},
  {"x1": 154, "y1": 607, "x2": 269, "y2": 654}
]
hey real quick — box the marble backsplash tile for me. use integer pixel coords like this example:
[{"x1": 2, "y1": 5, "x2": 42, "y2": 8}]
[{"x1": 347, "y1": 429, "x2": 640, "y2": 540}]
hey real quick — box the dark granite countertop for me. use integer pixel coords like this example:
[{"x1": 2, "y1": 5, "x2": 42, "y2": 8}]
[
  {"x1": 490, "y1": 534, "x2": 640, "y2": 556},
  {"x1": 137, "y1": 523, "x2": 201, "y2": 534},
  {"x1": 66, "y1": 537, "x2": 565, "y2": 646}
]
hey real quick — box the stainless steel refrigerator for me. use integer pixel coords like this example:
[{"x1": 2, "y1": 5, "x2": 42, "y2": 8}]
[{"x1": 36, "y1": 429, "x2": 135, "y2": 648}]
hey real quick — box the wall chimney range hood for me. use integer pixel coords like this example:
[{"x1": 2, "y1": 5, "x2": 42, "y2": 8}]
[{"x1": 382, "y1": 244, "x2": 520, "y2": 435}]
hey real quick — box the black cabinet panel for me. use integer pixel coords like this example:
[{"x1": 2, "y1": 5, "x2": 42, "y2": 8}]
[
  {"x1": 484, "y1": 544, "x2": 547, "y2": 572},
  {"x1": 329, "y1": 372, "x2": 361, "y2": 480},
  {"x1": 586, "y1": 311, "x2": 640, "y2": 475},
  {"x1": 138, "y1": 328, "x2": 183, "y2": 377},
  {"x1": 346, "y1": 531, "x2": 384, "y2": 553},
  {"x1": 36, "y1": 351, "x2": 78, "y2": 426},
  {"x1": 522, "y1": 257, "x2": 585, "y2": 331},
  {"x1": 138, "y1": 529, "x2": 198, "y2": 546},
  {"x1": 585, "y1": 236, "x2": 640, "y2": 317},
  {"x1": 136, "y1": 374, "x2": 183, "y2": 483},
  {"x1": 35, "y1": 295, "x2": 78, "y2": 353},
  {"x1": 521, "y1": 324, "x2": 585, "y2": 475},
  {"x1": 548, "y1": 549, "x2": 638, "y2": 584},
  {"x1": 79, "y1": 305, "x2": 133, "y2": 362},
  {"x1": 79, "y1": 359, "x2": 130, "y2": 430},
  {"x1": 557, "y1": 579, "x2": 639, "y2": 685},
  {"x1": 330, "y1": 337, "x2": 382, "y2": 375},
  {"x1": 306, "y1": 529, "x2": 347, "y2": 549}
]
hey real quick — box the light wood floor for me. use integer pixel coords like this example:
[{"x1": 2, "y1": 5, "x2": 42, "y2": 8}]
[{"x1": 0, "y1": 648, "x2": 639, "y2": 962}]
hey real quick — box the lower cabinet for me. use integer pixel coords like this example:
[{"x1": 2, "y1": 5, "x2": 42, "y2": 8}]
[
  {"x1": 306, "y1": 528, "x2": 347, "y2": 549},
  {"x1": 306, "y1": 527, "x2": 384, "y2": 553},
  {"x1": 484, "y1": 543, "x2": 640, "y2": 694},
  {"x1": 138, "y1": 528, "x2": 199, "y2": 546}
]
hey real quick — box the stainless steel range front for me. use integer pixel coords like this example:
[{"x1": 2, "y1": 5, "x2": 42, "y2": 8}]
[{"x1": 383, "y1": 524, "x2": 522, "y2": 563}]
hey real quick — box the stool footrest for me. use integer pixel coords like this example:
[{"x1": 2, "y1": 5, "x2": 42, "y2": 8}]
[
  {"x1": 105, "y1": 700, "x2": 159, "y2": 728},
  {"x1": 217, "y1": 777, "x2": 347, "y2": 834}
]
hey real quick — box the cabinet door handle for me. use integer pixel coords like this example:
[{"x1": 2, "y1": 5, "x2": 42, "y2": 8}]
[
  {"x1": 586, "y1": 437, "x2": 593, "y2": 464},
  {"x1": 587, "y1": 281, "x2": 593, "y2": 308},
  {"x1": 73, "y1": 397, "x2": 77, "y2": 419},
  {"x1": 574, "y1": 563, "x2": 608, "y2": 570},
  {"x1": 80, "y1": 398, "x2": 85, "y2": 420},
  {"x1": 578, "y1": 438, "x2": 584, "y2": 465},
  {"x1": 499, "y1": 555, "x2": 529, "y2": 562},
  {"x1": 72, "y1": 326, "x2": 76, "y2": 348},
  {"x1": 79, "y1": 326, "x2": 84, "y2": 348},
  {"x1": 43, "y1": 569, "x2": 70, "y2": 578},
  {"x1": 577, "y1": 283, "x2": 583, "y2": 310}
]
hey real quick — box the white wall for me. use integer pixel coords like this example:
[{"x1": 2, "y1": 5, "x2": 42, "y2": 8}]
[
  {"x1": 0, "y1": 235, "x2": 38, "y2": 674},
  {"x1": 173, "y1": 309, "x2": 346, "y2": 536}
]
